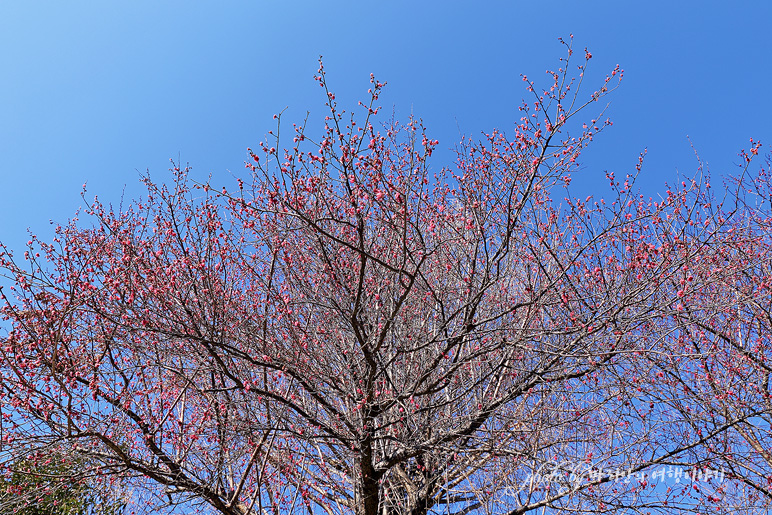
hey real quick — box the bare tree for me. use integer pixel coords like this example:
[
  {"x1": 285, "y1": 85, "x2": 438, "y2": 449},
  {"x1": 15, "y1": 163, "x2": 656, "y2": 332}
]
[
  {"x1": 0, "y1": 40, "x2": 763, "y2": 514},
  {"x1": 646, "y1": 153, "x2": 772, "y2": 514}
]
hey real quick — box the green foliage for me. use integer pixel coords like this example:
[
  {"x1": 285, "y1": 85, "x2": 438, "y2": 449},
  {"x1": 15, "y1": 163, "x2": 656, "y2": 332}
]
[{"x1": 1, "y1": 452, "x2": 125, "y2": 515}]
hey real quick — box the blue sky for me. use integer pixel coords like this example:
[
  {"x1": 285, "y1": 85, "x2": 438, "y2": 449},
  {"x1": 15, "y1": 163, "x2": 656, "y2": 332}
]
[{"x1": 1, "y1": 1, "x2": 770, "y2": 252}]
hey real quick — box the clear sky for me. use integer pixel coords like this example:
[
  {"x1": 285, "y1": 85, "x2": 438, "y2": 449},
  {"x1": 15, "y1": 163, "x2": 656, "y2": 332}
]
[{"x1": 1, "y1": 1, "x2": 770, "y2": 252}]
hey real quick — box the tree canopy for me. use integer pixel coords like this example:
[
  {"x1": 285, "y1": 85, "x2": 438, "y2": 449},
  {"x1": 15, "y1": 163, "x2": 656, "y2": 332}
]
[
  {"x1": 0, "y1": 450, "x2": 125, "y2": 515},
  {"x1": 1, "y1": 42, "x2": 770, "y2": 515}
]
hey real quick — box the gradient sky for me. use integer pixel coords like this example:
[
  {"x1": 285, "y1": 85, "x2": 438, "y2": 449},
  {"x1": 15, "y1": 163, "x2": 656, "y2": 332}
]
[{"x1": 1, "y1": 1, "x2": 770, "y2": 252}]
